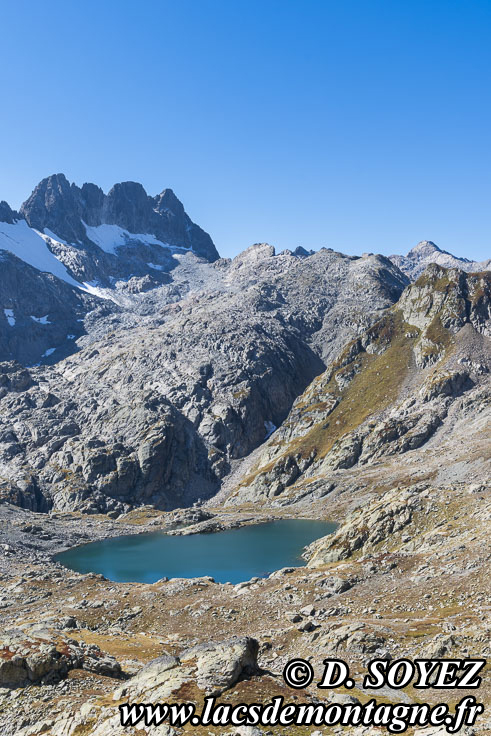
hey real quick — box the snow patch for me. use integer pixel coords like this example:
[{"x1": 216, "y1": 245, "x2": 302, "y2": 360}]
[
  {"x1": 0, "y1": 220, "x2": 81, "y2": 287},
  {"x1": 67, "y1": 334, "x2": 76, "y2": 340},
  {"x1": 81, "y1": 280, "x2": 115, "y2": 301},
  {"x1": 3, "y1": 308, "x2": 15, "y2": 326},
  {"x1": 41, "y1": 348, "x2": 56, "y2": 358},
  {"x1": 147, "y1": 262, "x2": 164, "y2": 271},
  {"x1": 30, "y1": 314, "x2": 51, "y2": 325},
  {"x1": 264, "y1": 420, "x2": 277, "y2": 439},
  {"x1": 83, "y1": 223, "x2": 175, "y2": 255},
  {"x1": 41, "y1": 229, "x2": 72, "y2": 246}
]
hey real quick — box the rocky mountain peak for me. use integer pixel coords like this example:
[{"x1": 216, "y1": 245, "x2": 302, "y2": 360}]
[
  {"x1": 154, "y1": 187, "x2": 185, "y2": 215},
  {"x1": 292, "y1": 246, "x2": 314, "y2": 257},
  {"x1": 20, "y1": 173, "x2": 86, "y2": 242},
  {"x1": 0, "y1": 201, "x2": 20, "y2": 224},
  {"x1": 19, "y1": 174, "x2": 219, "y2": 262},
  {"x1": 409, "y1": 240, "x2": 441, "y2": 256},
  {"x1": 78, "y1": 182, "x2": 105, "y2": 226},
  {"x1": 232, "y1": 243, "x2": 276, "y2": 268},
  {"x1": 390, "y1": 240, "x2": 490, "y2": 279},
  {"x1": 103, "y1": 181, "x2": 153, "y2": 233}
]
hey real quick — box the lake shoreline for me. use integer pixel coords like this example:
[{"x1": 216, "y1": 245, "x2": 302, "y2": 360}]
[
  {"x1": 0, "y1": 502, "x2": 337, "y2": 584},
  {"x1": 55, "y1": 518, "x2": 338, "y2": 584}
]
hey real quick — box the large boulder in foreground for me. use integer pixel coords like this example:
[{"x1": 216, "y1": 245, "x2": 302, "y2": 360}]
[
  {"x1": 181, "y1": 636, "x2": 259, "y2": 695},
  {"x1": 114, "y1": 636, "x2": 260, "y2": 702}
]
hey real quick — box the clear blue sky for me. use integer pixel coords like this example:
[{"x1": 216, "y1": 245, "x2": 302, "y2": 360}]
[{"x1": 1, "y1": 0, "x2": 490, "y2": 261}]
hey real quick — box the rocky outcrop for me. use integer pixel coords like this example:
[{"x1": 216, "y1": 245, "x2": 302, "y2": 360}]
[
  {"x1": 0, "y1": 628, "x2": 121, "y2": 687},
  {"x1": 0, "y1": 201, "x2": 19, "y2": 224},
  {"x1": 398, "y1": 265, "x2": 491, "y2": 366},
  {"x1": 113, "y1": 636, "x2": 259, "y2": 701},
  {"x1": 181, "y1": 636, "x2": 259, "y2": 695},
  {"x1": 306, "y1": 486, "x2": 424, "y2": 565},
  {"x1": 3, "y1": 636, "x2": 259, "y2": 735},
  {"x1": 0, "y1": 362, "x2": 217, "y2": 512}
]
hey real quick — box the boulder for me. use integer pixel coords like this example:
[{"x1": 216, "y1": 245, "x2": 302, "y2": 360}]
[{"x1": 180, "y1": 636, "x2": 259, "y2": 695}]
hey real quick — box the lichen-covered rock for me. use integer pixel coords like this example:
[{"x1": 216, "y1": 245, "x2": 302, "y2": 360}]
[{"x1": 0, "y1": 629, "x2": 121, "y2": 687}]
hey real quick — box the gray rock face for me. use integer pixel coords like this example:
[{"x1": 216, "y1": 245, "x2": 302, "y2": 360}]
[
  {"x1": 0, "y1": 202, "x2": 19, "y2": 224},
  {"x1": 180, "y1": 636, "x2": 259, "y2": 695},
  {"x1": 20, "y1": 173, "x2": 219, "y2": 262},
  {"x1": 20, "y1": 174, "x2": 88, "y2": 244},
  {"x1": 390, "y1": 240, "x2": 491, "y2": 279},
  {"x1": 307, "y1": 487, "x2": 422, "y2": 565}
]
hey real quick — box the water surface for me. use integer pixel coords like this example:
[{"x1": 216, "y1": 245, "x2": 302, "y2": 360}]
[{"x1": 56, "y1": 519, "x2": 336, "y2": 584}]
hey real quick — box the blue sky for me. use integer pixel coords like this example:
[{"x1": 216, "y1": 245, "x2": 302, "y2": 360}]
[{"x1": 0, "y1": 0, "x2": 490, "y2": 261}]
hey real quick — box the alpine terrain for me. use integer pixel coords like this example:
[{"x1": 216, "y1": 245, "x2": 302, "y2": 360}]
[{"x1": 0, "y1": 175, "x2": 489, "y2": 736}]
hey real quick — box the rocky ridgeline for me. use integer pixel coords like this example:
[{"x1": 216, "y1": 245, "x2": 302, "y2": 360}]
[
  {"x1": 390, "y1": 239, "x2": 491, "y2": 279},
  {"x1": 228, "y1": 266, "x2": 490, "y2": 505},
  {"x1": 0, "y1": 244, "x2": 408, "y2": 513}
]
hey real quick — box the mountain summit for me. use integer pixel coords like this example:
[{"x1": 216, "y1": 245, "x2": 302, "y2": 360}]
[
  {"x1": 19, "y1": 173, "x2": 219, "y2": 262},
  {"x1": 0, "y1": 175, "x2": 220, "y2": 363},
  {"x1": 390, "y1": 239, "x2": 490, "y2": 278}
]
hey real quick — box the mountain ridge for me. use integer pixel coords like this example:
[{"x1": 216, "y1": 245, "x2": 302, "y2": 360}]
[
  {"x1": 389, "y1": 239, "x2": 490, "y2": 278},
  {"x1": 0, "y1": 175, "x2": 223, "y2": 364},
  {"x1": 225, "y1": 263, "x2": 491, "y2": 507},
  {"x1": 1, "y1": 176, "x2": 488, "y2": 291}
]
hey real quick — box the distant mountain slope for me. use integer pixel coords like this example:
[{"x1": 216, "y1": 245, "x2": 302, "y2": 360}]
[
  {"x1": 0, "y1": 213, "x2": 83, "y2": 288},
  {"x1": 390, "y1": 240, "x2": 490, "y2": 279}
]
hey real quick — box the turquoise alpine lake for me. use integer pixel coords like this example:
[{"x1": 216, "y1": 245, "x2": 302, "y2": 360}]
[{"x1": 55, "y1": 519, "x2": 336, "y2": 584}]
